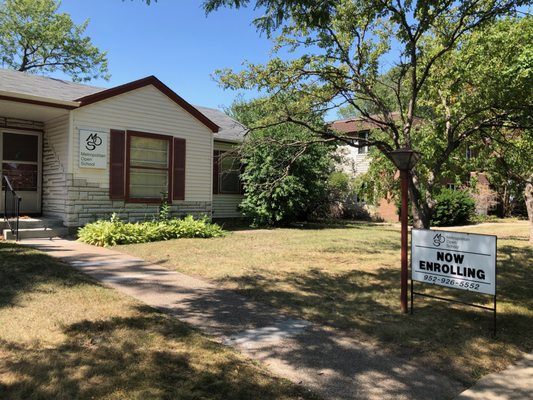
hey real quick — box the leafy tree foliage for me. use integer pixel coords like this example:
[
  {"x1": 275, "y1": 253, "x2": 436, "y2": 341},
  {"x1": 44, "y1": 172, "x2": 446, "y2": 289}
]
[
  {"x1": 230, "y1": 98, "x2": 335, "y2": 226},
  {"x1": 203, "y1": 0, "x2": 531, "y2": 229},
  {"x1": 479, "y1": 128, "x2": 533, "y2": 242},
  {"x1": 0, "y1": 0, "x2": 109, "y2": 81}
]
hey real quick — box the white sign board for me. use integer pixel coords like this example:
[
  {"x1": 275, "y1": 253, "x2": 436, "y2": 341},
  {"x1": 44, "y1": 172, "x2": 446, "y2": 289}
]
[
  {"x1": 79, "y1": 129, "x2": 107, "y2": 169},
  {"x1": 412, "y1": 229, "x2": 496, "y2": 295}
]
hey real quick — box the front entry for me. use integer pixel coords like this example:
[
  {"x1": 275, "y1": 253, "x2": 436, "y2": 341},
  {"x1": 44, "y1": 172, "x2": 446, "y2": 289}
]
[{"x1": 1, "y1": 130, "x2": 42, "y2": 215}]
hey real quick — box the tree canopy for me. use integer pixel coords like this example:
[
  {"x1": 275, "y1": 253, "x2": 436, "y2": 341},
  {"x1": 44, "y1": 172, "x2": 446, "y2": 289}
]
[
  {"x1": 230, "y1": 96, "x2": 335, "y2": 226},
  {"x1": 0, "y1": 0, "x2": 109, "y2": 81},
  {"x1": 203, "y1": 0, "x2": 532, "y2": 229}
]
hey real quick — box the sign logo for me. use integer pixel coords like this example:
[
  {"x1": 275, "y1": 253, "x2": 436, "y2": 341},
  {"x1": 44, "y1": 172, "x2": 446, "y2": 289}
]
[
  {"x1": 85, "y1": 133, "x2": 103, "y2": 151},
  {"x1": 79, "y1": 129, "x2": 107, "y2": 169},
  {"x1": 433, "y1": 233, "x2": 445, "y2": 247}
]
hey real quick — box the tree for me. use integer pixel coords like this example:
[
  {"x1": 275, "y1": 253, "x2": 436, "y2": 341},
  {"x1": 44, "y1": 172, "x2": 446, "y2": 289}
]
[
  {"x1": 230, "y1": 97, "x2": 335, "y2": 226},
  {"x1": 0, "y1": 0, "x2": 109, "y2": 82},
  {"x1": 483, "y1": 129, "x2": 533, "y2": 243},
  {"x1": 363, "y1": 17, "x2": 533, "y2": 239},
  {"x1": 203, "y1": 0, "x2": 531, "y2": 229}
]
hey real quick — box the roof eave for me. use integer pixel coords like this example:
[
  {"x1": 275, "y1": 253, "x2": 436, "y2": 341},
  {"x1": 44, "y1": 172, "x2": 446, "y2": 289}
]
[
  {"x1": 214, "y1": 137, "x2": 243, "y2": 144},
  {"x1": 0, "y1": 90, "x2": 79, "y2": 110},
  {"x1": 75, "y1": 76, "x2": 220, "y2": 133}
]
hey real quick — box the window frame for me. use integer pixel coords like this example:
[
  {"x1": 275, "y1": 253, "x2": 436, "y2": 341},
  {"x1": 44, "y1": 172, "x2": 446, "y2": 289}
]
[
  {"x1": 356, "y1": 130, "x2": 369, "y2": 155},
  {"x1": 215, "y1": 150, "x2": 242, "y2": 195},
  {"x1": 125, "y1": 130, "x2": 173, "y2": 203},
  {"x1": 1, "y1": 131, "x2": 41, "y2": 192}
]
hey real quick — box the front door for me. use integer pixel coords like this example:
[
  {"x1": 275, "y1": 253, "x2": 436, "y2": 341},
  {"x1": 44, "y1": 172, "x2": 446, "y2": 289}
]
[{"x1": 1, "y1": 131, "x2": 42, "y2": 215}]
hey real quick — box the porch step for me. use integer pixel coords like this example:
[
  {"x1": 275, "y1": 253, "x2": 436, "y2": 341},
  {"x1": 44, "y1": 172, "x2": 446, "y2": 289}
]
[
  {"x1": 0, "y1": 217, "x2": 64, "y2": 230},
  {"x1": 3, "y1": 226, "x2": 69, "y2": 240}
]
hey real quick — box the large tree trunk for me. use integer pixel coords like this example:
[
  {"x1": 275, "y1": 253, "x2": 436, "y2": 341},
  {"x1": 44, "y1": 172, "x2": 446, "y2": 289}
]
[
  {"x1": 525, "y1": 174, "x2": 533, "y2": 245},
  {"x1": 408, "y1": 174, "x2": 432, "y2": 229}
]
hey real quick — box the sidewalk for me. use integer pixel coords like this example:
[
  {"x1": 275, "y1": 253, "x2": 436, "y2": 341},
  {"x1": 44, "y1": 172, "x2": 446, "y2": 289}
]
[
  {"x1": 19, "y1": 238, "x2": 493, "y2": 399},
  {"x1": 455, "y1": 353, "x2": 532, "y2": 400}
]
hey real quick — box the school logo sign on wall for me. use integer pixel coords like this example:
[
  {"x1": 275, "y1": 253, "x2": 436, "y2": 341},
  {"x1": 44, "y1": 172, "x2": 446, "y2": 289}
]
[
  {"x1": 411, "y1": 229, "x2": 496, "y2": 295},
  {"x1": 79, "y1": 129, "x2": 107, "y2": 169}
]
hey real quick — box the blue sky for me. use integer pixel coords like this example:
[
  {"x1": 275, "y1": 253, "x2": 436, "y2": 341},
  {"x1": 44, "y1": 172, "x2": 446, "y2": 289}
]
[{"x1": 58, "y1": 0, "x2": 272, "y2": 111}]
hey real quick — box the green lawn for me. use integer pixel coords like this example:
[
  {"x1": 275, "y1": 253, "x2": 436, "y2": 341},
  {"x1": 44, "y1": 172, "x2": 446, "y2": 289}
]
[
  {"x1": 118, "y1": 221, "x2": 533, "y2": 385},
  {"x1": 0, "y1": 243, "x2": 318, "y2": 400}
]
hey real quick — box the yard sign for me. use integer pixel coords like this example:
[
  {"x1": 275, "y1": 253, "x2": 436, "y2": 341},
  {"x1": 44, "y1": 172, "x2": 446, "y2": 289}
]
[
  {"x1": 411, "y1": 229, "x2": 496, "y2": 295},
  {"x1": 411, "y1": 229, "x2": 498, "y2": 335}
]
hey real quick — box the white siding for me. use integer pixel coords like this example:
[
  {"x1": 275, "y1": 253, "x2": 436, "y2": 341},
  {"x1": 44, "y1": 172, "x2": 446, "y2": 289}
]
[
  {"x1": 70, "y1": 85, "x2": 213, "y2": 202},
  {"x1": 42, "y1": 114, "x2": 70, "y2": 220},
  {"x1": 337, "y1": 145, "x2": 371, "y2": 176},
  {"x1": 212, "y1": 140, "x2": 244, "y2": 218},
  {"x1": 212, "y1": 194, "x2": 244, "y2": 218}
]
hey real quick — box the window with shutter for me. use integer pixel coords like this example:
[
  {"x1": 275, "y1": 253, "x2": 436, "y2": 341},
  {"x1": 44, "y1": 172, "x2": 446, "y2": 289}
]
[
  {"x1": 125, "y1": 131, "x2": 172, "y2": 202},
  {"x1": 110, "y1": 130, "x2": 186, "y2": 202}
]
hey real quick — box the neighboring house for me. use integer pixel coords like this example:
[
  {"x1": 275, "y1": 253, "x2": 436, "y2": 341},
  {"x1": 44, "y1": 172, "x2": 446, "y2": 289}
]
[
  {"x1": 0, "y1": 69, "x2": 246, "y2": 232},
  {"x1": 330, "y1": 117, "x2": 373, "y2": 177},
  {"x1": 330, "y1": 114, "x2": 398, "y2": 221},
  {"x1": 330, "y1": 113, "x2": 495, "y2": 221}
]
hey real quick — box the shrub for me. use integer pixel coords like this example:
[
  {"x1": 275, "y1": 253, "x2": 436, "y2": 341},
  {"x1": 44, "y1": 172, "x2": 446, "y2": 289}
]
[
  {"x1": 230, "y1": 96, "x2": 334, "y2": 227},
  {"x1": 239, "y1": 128, "x2": 334, "y2": 227},
  {"x1": 78, "y1": 214, "x2": 225, "y2": 247},
  {"x1": 321, "y1": 171, "x2": 371, "y2": 220},
  {"x1": 431, "y1": 189, "x2": 476, "y2": 226}
]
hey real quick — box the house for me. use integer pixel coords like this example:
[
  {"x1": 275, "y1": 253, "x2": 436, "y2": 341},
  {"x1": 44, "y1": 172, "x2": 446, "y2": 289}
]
[
  {"x1": 331, "y1": 114, "x2": 399, "y2": 221},
  {"x1": 330, "y1": 114, "x2": 495, "y2": 221},
  {"x1": 0, "y1": 69, "x2": 246, "y2": 237}
]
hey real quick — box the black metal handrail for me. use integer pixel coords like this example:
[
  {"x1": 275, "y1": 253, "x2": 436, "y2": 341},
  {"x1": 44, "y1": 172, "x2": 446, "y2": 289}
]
[{"x1": 3, "y1": 175, "x2": 22, "y2": 241}]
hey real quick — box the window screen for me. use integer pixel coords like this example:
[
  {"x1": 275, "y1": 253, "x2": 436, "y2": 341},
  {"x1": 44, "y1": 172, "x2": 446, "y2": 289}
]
[{"x1": 129, "y1": 135, "x2": 169, "y2": 199}]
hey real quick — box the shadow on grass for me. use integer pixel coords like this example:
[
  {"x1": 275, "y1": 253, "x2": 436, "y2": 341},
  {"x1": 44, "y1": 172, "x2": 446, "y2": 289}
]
[
  {"x1": 321, "y1": 238, "x2": 401, "y2": 254},
  {"x1": 214, "y1": 243, "x2": 533, "y2": 384},
  {"x1": 216, "y1": 219, "x2": 397, "y2": 232},
  {"x1": 0, "y1": 242, "x2": 317, "y2": 400},
  {"x1": 0, "y1": 307, "x2": 316, "y2": 400},
  {"x1": 0, "y1": 242, "x2": 94, "y2": 309},
  {"x1": 293, "y1": 221, "x2": 396, "y2": 230}
]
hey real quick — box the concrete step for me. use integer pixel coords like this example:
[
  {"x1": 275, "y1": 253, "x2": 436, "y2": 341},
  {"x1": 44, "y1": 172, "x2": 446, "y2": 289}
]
[
  {"x1": 3, "y1": 226, "x2": 69, "y2": 240},
  {"x1": 0, "y1": 217, "x2": 63, "y2": 230}
]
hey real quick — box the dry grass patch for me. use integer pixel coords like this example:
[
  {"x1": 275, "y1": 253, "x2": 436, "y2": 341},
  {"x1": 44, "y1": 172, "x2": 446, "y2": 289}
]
[
  {"x1": 0, "y1": 243, "x2": 319, "y2": 400},
  {"x1": 119, "y1": 221, "x2": 533, "y2": 385}
]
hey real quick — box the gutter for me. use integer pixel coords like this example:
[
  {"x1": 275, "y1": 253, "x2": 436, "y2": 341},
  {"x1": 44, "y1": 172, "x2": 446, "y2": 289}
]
[{"x1": 0, "y1": 90, "x2": 80, "y2": 110}]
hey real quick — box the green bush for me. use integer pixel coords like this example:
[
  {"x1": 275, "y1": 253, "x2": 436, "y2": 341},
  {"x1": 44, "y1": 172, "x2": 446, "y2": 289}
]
[
  {"x1": 239, "y1": 128, "x2": 333, "y2": 227},
  {"x1": 78, "y1": 214, "x2": 225, "y2": 247},
  {"x1": 230, "y1": 96, "x2": 334, "y2": 227},
  {"x1": 431, "y1": 189, "x2": 476, "y2": 226},
  {"x1": 321, "y1": 171, "x2": 371, "y2": 220}
]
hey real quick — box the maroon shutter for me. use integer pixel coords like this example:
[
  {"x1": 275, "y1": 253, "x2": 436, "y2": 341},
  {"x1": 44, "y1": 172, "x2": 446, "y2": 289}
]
[
  {"x1": 109, "y1": 129, "x2": 125, "y2": 199},
  {"x1": 213, "y1": 150, "x2": 220, "y2": 194},
  {"x1": 173, "y1": 138, "x2": 186, "y2": 200}
]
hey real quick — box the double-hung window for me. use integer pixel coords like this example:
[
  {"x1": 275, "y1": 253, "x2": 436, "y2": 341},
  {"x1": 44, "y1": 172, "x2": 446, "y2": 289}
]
[
  {"x1": 127, "y1": 132, "x2": 172, "y2": 201},
  {"x1": 213, "y1": 150, "x2": 241, "y2": 194}
]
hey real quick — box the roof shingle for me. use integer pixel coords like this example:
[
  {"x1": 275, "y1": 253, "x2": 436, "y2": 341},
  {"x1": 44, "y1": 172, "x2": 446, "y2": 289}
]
[{"x1": 0, "y1": 68, "x2": 105, "y2": 101}]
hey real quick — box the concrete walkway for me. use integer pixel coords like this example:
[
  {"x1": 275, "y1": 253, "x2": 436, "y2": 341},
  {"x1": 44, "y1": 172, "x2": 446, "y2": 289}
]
[
  {"x1": 19, "y1": 237, "x2": 517, "y2": 400},
  {"x1": 455, "y1": 353, "x2": 532, "y2": 400}
]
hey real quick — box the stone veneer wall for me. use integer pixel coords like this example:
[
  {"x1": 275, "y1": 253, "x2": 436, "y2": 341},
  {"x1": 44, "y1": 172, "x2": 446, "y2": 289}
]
[{"x1": 65, "y1": 176, "x2": 212, "y2": 228}]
